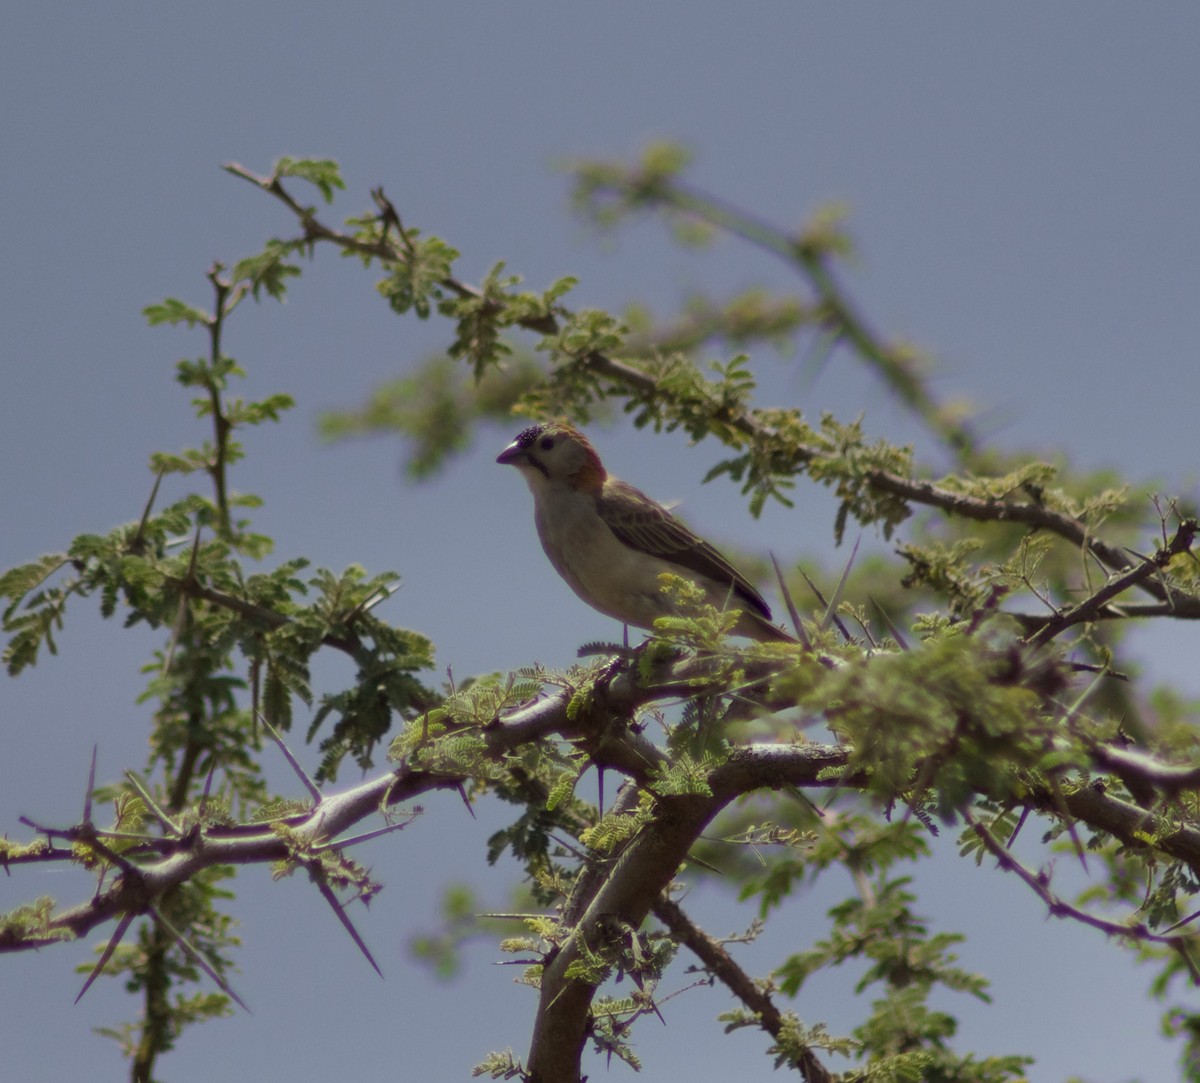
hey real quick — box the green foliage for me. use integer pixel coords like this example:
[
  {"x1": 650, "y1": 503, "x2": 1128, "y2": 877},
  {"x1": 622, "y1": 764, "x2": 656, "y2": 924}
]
[
  {"x1": 579, "y1": 798, "x2": 652, "y2": 854},
  {"x1": 273, "y1": 156, "x2": 345, "y2": 204},
  {"x1": 545, "y1": 765, "x2": 584, "y2": 812},
  {"x1": 645, "y1": 572, "x2": 751, "y2": 653},
  {"x1": 297, "y1": 565, "x2": 435, "y2": 776},
  {"x1": 770, "y1": 859, "x2": 1032, "y2": 1080},
  {"x1": 8, "y1": 148, "x2": 1200, "y2": 1082},
  {"x1": 231, "y1": 239, "x2": 305, "y2": 300},
  {"x1": 0, "y1": 895, "x2": 71, "y2": 945},
  {"x1": 390, "y1": 672, "x2": 540, "y2": 763},
  {"x1": 376, "y1": 232, "x2": 460, "y2": 319},
  {"x1": 471, "y1": 1049, "x2": 527, "y2": 1079},
  {"x1": 409, "y1": 884, "x2": 481, "y2": 979},
  {"x1": 2, "y1": 235, "x2": 442, "y2": 1078},
  {"x1": 758, "y1": 1016, "x2": 860, "y2": 1072},
  {"x1": 441, "y1": 263, "x2": 529, "y2": 378},
  {"x1": 648, "y1": 751, "x2": 718, "y2": 797},
  {"x1": 795, "y1": 628, "x2": 1066, "y2": 820},
  {"x1": 143, "y1": 297, "x2": 211, "y2": 328},
  {"x1": 568, "y1": 140, "x2": 695, "y2": 230}
]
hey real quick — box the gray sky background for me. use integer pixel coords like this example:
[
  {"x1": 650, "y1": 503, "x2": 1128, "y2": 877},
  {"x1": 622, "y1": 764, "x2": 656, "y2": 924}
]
[{"x1": 3, "y1": 5, "x2": 1199, "y2": 1081}]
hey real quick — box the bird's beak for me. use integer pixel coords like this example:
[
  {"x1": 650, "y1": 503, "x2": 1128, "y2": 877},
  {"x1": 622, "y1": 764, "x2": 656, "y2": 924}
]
[{"x1": 496, "y1": 440, "x2": 526, "y2": 466}]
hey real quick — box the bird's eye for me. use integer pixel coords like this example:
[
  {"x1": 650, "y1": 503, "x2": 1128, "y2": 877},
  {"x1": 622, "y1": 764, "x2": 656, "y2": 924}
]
[{"x1": 539, "y1": 436, "x2": 555, "y2": 451}]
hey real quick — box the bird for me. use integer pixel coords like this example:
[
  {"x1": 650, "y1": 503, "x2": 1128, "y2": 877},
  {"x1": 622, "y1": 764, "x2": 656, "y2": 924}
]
[{"x1": 497, "y1": 422, "x2": 794, "y2": 642}]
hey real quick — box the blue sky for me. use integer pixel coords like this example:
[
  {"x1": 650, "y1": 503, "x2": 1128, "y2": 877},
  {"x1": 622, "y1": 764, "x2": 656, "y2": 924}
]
[{"x1": 3, "y1": 5, "x2": 1199, "y2": 1080}]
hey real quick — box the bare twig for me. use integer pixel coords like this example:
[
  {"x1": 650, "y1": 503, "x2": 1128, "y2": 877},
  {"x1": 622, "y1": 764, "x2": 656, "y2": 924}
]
[
  {"x1": 655, "y1": 896, "x2": 835, "y2": 1083},
  {"x1": 964, "y1": 809, "x2": 1199, "y2": 974},
  {"x1": 1026, "y1": 519, "x2": 1197, "y2": 648}
]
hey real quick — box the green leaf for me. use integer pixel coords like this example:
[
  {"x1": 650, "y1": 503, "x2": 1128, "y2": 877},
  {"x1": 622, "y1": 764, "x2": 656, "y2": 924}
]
[
  {"x1": 143, "y1": 298, "x2": 211, "y2": 328},
  {"x1": 376, "y1": 235, "x2": 459, "y2": 319},
  {"x1": 232, "y1": 240, "x2": 303, "y2": 301},
  {"x1": 0, "y1": 553, "x2": 69, "y2": 610},
  {"x1": 273, "y1": 157, "x2": 345, "y2": 204}
]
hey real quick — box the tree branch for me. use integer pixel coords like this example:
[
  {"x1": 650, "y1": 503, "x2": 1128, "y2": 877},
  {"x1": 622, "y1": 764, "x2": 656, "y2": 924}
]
[
  {"x1": 223, "y1": 165, "x2": 1200, "y2": 621},
  {"x1": 1025, "y1": 519, "x2": 1197, "y2": 647},
  {"x1": 655, "y1": 896, "x2": 836, "y2": 1083}
]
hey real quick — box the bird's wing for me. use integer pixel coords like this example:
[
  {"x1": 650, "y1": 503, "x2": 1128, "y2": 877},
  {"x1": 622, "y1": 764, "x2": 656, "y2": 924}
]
[{"x1": 598, "y1": 478, "x2": 773, "y2": 619}]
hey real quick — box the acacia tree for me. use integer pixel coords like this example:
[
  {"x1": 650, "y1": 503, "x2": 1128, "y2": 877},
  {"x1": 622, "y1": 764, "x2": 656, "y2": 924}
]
[{"x1": 2, "y1": 149, "x2": 1199, "y2": 1082}]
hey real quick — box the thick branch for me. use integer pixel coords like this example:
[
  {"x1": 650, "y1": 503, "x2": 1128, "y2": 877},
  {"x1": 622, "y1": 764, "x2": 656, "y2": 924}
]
[
  {"x1": 527, "y1": 790, "x2": 728, "y2": 1082},
  {"x1": 527, "y1": 743, "x2": 845, "y2": 1082},
  {"x1": 0, "y1": 766, "x2": 464, "y2": 951},
  {"x1": 14, "y1": 628, "x2": 1200, "y2": 962}
]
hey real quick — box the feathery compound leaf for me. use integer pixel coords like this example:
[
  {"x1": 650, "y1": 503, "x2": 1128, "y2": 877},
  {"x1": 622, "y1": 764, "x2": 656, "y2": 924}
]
[
  {"x1": 273, "y1": 157, "x2": 345, "y2": 203},
  {"x1": 579, "y1": 804, "x2": 651, "y2": 853},
  {"x1": 232, "y1": 240, "x2": 304, "y2": 301},
  {"x1": 0, "y1": 554, "x2": 69, "y2": 613},
  {"x1": 545, "y1": 769, "x2": 582, "y2": 812},
  {"x1": 3, "y1": 601, "x2": 65, "y2": 675},
  {"x1": 143, "y1": 297, "x2": 211, "y2": 328},
  {"x1": 377, "y1": 236, "x2": 460, "y2": 319}
]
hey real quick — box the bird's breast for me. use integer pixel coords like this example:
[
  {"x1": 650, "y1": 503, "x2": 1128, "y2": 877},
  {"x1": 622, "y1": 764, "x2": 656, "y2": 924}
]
[{"x1": 532, "y1": 489, "x2": 681, "y2": 626}]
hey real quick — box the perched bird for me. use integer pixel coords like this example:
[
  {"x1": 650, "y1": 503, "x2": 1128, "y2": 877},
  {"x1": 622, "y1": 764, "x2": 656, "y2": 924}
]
[{"x1": 497, "y1": 422, "x2": 794, "y2": 642}]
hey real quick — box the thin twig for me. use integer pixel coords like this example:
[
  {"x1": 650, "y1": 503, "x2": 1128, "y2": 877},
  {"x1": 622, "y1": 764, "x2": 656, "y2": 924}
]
[
  {"x1": 1027, "y1": 520, "x2": 1197, "y2": 648},
  {"x1": 655, "y1": 896, "x2": 835, "y2": 1083},
  {"x1": 964, "y1": 811, "x2": 1196, "y2": 960}
]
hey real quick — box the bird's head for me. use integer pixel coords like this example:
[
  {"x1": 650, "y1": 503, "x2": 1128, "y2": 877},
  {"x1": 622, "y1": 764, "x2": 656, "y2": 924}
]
[{"x1": 497, "y1": 422, "x2": 606, "y2": 492}]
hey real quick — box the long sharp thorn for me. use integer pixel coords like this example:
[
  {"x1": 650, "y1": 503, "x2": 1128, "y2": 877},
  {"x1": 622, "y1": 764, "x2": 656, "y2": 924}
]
[
  {"x1": 198, "y1": 760, "x2": 218, "y2": 818},
  {"x1": 820, "y1": 535, "x2": 860, "y2": 641},
  {"x1": 770, "y1": 551, "x2": 810, "y2": 647},
  {"x1": 75, "y1": 912, "x2": 136, "y2": 1004},
  {"x1": 1172, "y1": 940, "x2": 1200, "y2": 985},
  {"x1": 163, "y1": 527, "x2": 201, "y2": 675},
  {"x1": 124, "y1": 771, "x2": 181, "y2": 836},
  {"x1": 314, "y1": 876, "x2": 383, "y2": 978},
  {"x1": 869, "y1": 595, "x2": 909, "y2": 651},
  {"x1": 455, "y1": 782, "x2": 476, "y2": 820},
  {"x1": 796, "y1": 566, "x2": 829, "y2": 610},
  {"x1": 1163, "y1": 907, "x2": 1200, "y2": 937},
  {"x1": 131, "y1": 467, "x2": 166, "y2": 550},
  {"x1": 1046, "y1": 774, "x2": 1089, "y2": 875},
  {"x1": 163, "y1": 595, "x2": 188, "y2": 675},
  {"x1": 257, "y1": 712, "x2": 322, "y2": 802},
  {"x1": 1006, "y1": 806, "x2": 1032, "y2": 849},
  {"x1": 83, "y1": 745, "x2": 99, "y2": 823},
  {"x1": 314, "y1": 815, "x2": 419, "y2": 852},
  {"x1": 149, "y1": 904, "x2": 252, "y2": 1012}
]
